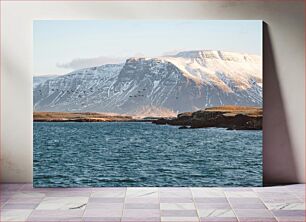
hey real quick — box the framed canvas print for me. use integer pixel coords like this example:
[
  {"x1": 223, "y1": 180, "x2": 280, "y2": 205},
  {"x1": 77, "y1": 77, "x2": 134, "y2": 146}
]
[{"x1": 33, "y1": 20, "x2": 262, "y2": 187}]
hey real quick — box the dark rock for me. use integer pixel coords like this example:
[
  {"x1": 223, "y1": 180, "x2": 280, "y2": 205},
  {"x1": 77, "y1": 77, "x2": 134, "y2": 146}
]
[
  {"x1": 152, "y1": 105, "x2": 262, "y2": 130},
  {"x1": 152, "y1": 118, "x2": 168, "y2": 125},
  {"x1": 178, "y1": 126, "x2": 189, "y2": 129}
]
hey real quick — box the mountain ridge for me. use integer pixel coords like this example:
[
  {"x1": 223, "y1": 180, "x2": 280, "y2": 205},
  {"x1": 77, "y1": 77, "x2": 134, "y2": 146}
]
[{"x1": 33, "y1": 50, "x2": 262, "y2": 116}]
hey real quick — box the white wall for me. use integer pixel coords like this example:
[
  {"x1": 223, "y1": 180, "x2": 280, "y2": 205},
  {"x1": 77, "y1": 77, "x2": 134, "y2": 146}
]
[{"x1": 1, "y1": 1, "x2": 305, "y2": 184}]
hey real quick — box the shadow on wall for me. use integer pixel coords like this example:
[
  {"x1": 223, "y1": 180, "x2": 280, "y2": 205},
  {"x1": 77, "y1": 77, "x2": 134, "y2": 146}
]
[{"x1": 263, "y1": 22, "x2": 298, "y2": 186}]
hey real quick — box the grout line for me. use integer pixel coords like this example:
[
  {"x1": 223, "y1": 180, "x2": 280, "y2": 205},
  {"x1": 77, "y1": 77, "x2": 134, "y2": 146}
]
[
  {"x1": 252, "y1": 187, "x2": 280, "y2": 222},
  {"x1": 120, "y1": 187, "x2": 127, "y2": 222},
  {"x1": 22, "y1": 209, "x2": 36, "y2": 222},
  {"x1": 158, "y1": 187, "x2": 161, "y2": 222},
  {"x1": 288, "y1": 188, "x2": 305, "y2": 202},
  {"x1": 7, "y1": 184, "x2": 43, "y2": 221},
  {"x1": 80, "y1": 188, "x2": 92, "y2": 222},
  {"x1": 20, "y1": 184, "x2": 27, "y2": 191},
  {"x1": 190, "y1": 187, "x2": 201, "y2": 222},
  {"x1": 0, "y1": 195, "x2": 10, "y2": 209},
  {"x1": 224, "y1": 188, "x2": 240, "y2": 222}
]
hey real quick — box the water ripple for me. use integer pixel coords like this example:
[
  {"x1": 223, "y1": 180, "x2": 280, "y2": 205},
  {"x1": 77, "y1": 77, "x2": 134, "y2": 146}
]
[{"x1": 34, "y1": 122, "x2": 262, "y2": 187}]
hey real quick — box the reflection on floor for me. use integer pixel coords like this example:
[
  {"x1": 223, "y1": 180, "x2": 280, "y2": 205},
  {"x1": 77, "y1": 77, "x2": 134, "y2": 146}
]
[{"x1": 0, "y1": 184, "x2": 304, "y2": 222}]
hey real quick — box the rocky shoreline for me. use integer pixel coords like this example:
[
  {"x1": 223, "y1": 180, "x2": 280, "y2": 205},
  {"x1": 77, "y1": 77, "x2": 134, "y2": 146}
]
[
  {"x1": 34, "y1": 106, "x2": 262, "y2": 130},
  {"x1": 152, "y1": 106, "x2": 262, "y2": 130},
  {"x1": 33, "y1": 112, "x2": 154, "y2": 122}
]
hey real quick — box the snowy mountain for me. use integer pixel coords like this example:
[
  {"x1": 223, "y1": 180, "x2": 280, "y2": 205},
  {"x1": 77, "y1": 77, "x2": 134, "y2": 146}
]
[
  {"x1": 33, "y1": 75, "x2": 58, "y2": 88},
  {"x1": 33, "y1": 50, "x2": 262, "y2": 115}
]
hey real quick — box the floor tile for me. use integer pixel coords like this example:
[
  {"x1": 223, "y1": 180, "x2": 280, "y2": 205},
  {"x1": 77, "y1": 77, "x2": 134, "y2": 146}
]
[
  {"x1": 257, "y1": 192, "x2": 300, "y2": 203},
  {"x1": 160, "y1": 203, "x2": 196, "y2": 210},
  {"x1": 271, "y1": 209, "x2": 305, "y2": 217},
  {"x1": 6, "y1": 197, "x2": 44, "y2": 204},
  {"x1": 223, "y1": 188, "x2": 253, "y2": 192},
  {"x1": 200, "y1": 217, "x2": 238, "y2": 222},
  {"x1": 26, "y1": 217, "x2": 83, "y2": 221},
  {"x1": 45, "y1": 191, "x2": 92, "y2": 197},
  {"x1": 126, "y1": 188, "x2": 158, "y2": 199},
  {"x1": 86, "y1": 202, "x2": 123, "y2": 209},
  {"x1": 234, "y1": 209, "x2": 274, "y2": 218},
  {"x1": 0, "y1": 209, "x2": 32, "y2": 221},
  {"x1": 194, "y1": 197, "x2": 228, "y2": 203},
  {"x1": 230, "y1": 202, "x2": 266, "y2": 209},
  {"x1": 83, "y1": 208, "x2": 123, "y2": 217},
  {"x1": 83, "y1": 217, "x2": 121, "y2": 222},
  {"x1": 160, "y1": 197, "x2": 194, "y2": 203},
  {"x1": 2, "y1": 203, "x2": 39, "y2": 209},
  {"x1": 265, "y1": 202, "x2": 305, "y2": 210},
  {"x1": 276, "y1": 217, "x2": 306, "y2": 222},
  {"x1": 262, "y1": 198, "x2": 302, "y2": 204},
  {"x1": 122, "y1": 217, "x2": 161, "y2": 222},
  {"x1": 159, "y1": 188, "x2": 191, "y2": 192},
  {"x1": 162, "y1": 216, "x2": 199, "y2": 222},
  {"x1": 10, "y1": 191, "x2": 45, "y2": 199},
  {"x1": 228, "y1": 198, "x2": 262, "y2": 204},
  {"x1": 122, "y1": 209, "x2": 160, "y2": 217},
  {"x1": 32, "y1": 187, "x2": 92, "y2": 192},
  {"x1": 125, "y1": 197, "x2": 159, "y2": 203},
  {"x1": 0, "y1": 184, "x2": 24, "y2": 191},
  {"x1": 1, "y1": 202, "x2": 7, "y2": 208},
  {"x1": 161, "y1": 210, "x2": 198, "y2": 217},
  {"x1": 91, "y1": 187, "x2": 126, "y2": 191},
  {"x1": 196, "y1": 203, "x2": 231, "y2": 209},
  {"x1": 292, "y1": 192, "x2": 305, "y2": 201},
  {"x1": 159, "y1": 188, "x2": 192, "y2": 198},
  {"x1": 253, "y1": 186, "x2": 290, "y2": 193},
  {"x1": 1, "y1": 196, "x2": 10, "y2": 206},
  {"x1": 237, "y1": 218, "x2": 277, "y2": 222},
  {"x1": 198, "y1": 209, "x2": 235, "y2": 217},
  {"x1": 191, "y1": 188, "x2": 225, "y2": 197},
  {"x1": 36, "y1": 196, "x2": 88, "y2": 210},
  {"x1": 91, "y1": 188, "x2": 126, "y2": 198},
  {"x1": 125, "y1": 203, "x2": 160, "y2": 209},
  {"x1": 20, "y1": 184, "x2": 35, "y2": 191},
  {"x1": 225, "y1": 191, "x2": 258, "y2": 198},
  {"x1": 29, "y1": 209, "x2": 84, "y2": 218},
  {"x1": 286, "y1": 184, "x2": 305, "y2": 190},
  {"x1": 1, "y1": 183, "x2": 305, "y2": 222},
  {"x1": 89, "y1": 197, "x2": 125, "y2": 203}
]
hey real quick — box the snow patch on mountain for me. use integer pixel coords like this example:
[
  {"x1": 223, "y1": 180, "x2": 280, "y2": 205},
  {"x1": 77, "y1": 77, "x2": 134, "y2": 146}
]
[
  {"x1": 33, "y1": 50, "x2": 262, "y2": 115},
  {"x1": 33, "y1": 75, "x2": 58, "y2": 88}
]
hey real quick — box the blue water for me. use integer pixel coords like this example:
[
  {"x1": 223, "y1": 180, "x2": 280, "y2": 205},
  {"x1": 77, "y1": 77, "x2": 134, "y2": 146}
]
[{"x1": 33, "y1": 122, "x2": 262, "y2": 187}]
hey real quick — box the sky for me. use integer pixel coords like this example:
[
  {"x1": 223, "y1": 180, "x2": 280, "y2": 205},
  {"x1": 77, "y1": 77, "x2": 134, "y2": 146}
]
[{"x1": 33, "y1": 20, "x2": 262, "y2": 76}]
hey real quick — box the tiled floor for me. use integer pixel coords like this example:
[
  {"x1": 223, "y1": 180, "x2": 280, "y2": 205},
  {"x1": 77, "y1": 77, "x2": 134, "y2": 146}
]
[{"x1": 0, "y1": 184, "x2": 304, "y2": 222}]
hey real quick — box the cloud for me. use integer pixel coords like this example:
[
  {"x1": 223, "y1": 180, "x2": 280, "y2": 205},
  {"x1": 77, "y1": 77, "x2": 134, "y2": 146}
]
[
  {"x1": 162, "y1": 49, "x2": 185, "y2": 56},
  {"x1": 56, "y1": 56, "x2": 127, "y2": 70},
  {"x1": 56, "y1": 50, "x2": 185, "y2": 71}
]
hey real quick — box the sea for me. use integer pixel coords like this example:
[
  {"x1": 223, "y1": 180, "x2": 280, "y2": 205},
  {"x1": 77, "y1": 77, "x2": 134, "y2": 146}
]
[{"x1": 33, "y1": 122, "x2": 262, "y2": 187}]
